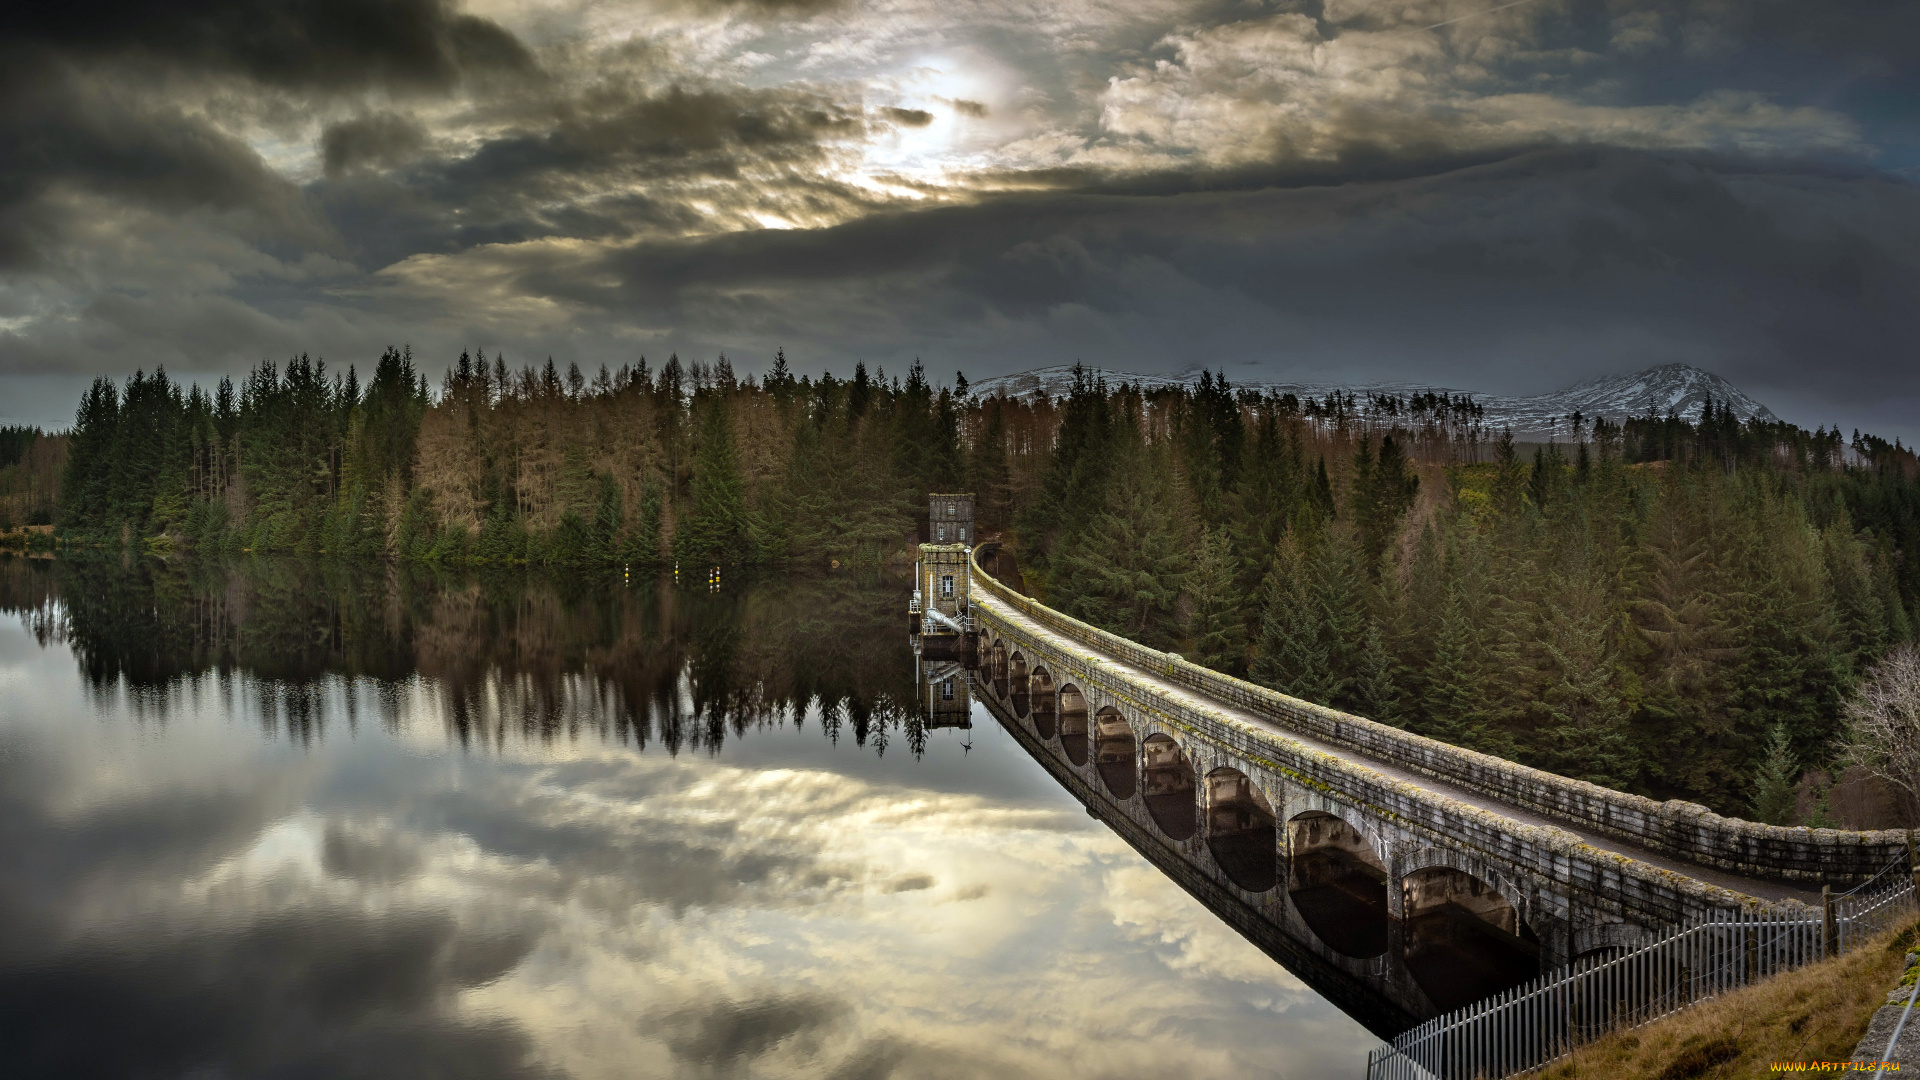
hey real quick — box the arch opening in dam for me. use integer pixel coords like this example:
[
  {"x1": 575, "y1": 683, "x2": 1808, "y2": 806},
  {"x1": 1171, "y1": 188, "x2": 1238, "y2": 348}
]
[
  {"x1": 1401, "y1": 865, "x2": 1540, "y2": 1013},
  {"x1": 1288, "y1": 811, "x2": 1390, "y2": 960},
  {"x1": 1057, "y1": 678, "x2": 1087, "y2": 765},
  {"x1": 1009, "y1": 651, "x2": 1030, "y2": 718},
  {"x1": 1093, "y1": 705, "x2": 1133, "y2": 798},
  {"x1": 989, "y1": 639, "x2": 1007, "y2": 697},
  {"x1": 1031, "y1": 665, "x2": 1056, "y2": 740},
  {"x1": 1141, "y1": 733, "x2": 1197, "y2": 841},
  {"x1": 1205, "y1": 768, "x2": 1278, "y2": 893}
]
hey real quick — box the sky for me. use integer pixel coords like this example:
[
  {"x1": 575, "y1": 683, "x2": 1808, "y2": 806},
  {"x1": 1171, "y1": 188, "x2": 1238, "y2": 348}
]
[{"x1": 0, "y1": 0, "x2": 1916, "y2": 438}]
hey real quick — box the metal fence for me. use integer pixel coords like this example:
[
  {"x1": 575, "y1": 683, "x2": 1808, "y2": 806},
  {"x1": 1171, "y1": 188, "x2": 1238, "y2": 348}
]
[{"x1": 1367, "y1": 856, "x2": 1920, "y2": 1080}]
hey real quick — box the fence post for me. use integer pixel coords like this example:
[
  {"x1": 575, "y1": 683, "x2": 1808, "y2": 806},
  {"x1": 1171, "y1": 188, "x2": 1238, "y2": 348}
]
[
  {"x1": 1823, "y1": 885, "x2": 1837, "y2": 959},
  {"x1": 1908, "y1": 829, "x2": 1917, "y2": 895},
  {"x1": 1745, "y1": 924, "x2": 1757, "y2": 984}
]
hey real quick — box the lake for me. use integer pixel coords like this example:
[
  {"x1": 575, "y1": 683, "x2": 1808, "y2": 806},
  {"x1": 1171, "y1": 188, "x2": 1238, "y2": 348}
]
[{"x1": 0, "y1": 555, "x2": 1374, "y2": 1079}]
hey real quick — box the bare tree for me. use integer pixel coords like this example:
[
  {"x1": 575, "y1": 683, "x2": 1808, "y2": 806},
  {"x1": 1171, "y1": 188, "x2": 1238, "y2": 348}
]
[{"x1": 1840, "y1": 643, "x2": 1920, "y2": 820}]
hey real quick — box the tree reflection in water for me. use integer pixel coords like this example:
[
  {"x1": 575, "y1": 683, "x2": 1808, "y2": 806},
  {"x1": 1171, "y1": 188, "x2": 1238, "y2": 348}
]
[
  {"x1": 0, "y1": 552, "x2": 1383, "y2": 1080},
  {"x1": 0, "y1": 554, "x2": 934, "y2": 757}
]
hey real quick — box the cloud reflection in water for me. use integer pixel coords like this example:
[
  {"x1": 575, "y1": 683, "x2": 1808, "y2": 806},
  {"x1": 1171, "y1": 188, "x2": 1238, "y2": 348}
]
[{"x1": 0, "y1": 564, "x2": 1371, "y2": 1078}]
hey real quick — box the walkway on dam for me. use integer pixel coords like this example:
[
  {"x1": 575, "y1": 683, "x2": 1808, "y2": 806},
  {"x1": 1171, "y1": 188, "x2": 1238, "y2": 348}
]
[{"x1": 977, "y1": 589, "x2": 1823, "y2": 905}]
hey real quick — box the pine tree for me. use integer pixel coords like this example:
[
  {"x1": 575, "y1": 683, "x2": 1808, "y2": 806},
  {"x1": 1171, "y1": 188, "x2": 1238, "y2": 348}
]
[
  {"x1": 1750, "y1": 723, "x2": 1800, "y2": 825},
  {"x1": 1491, "y1": 428, "x2": 1526, "y2": 519},
  {"x1": 674, "y1": 397, "x2": 745, "y2": 566},
  {"x1": 1252, "y1": 538, "x2": 1333, "y2": 703},
  {"x1": 620, "y1": 478, "x2": 663, "y2": 568},
  {"x1": 1349, "y1": 434, "x2": 1419, "y2": 576},
  {"x1": 1399, "y1": 524, "x2": 1446, "y2": 689},
  {"x1": 1536, "y1": 558, "x2": 1638, "y2": 789},
  {"x1": 1305, "y1": 525, "x2": 1368, "y2": 709},
  {"x1": 1225, "y1": 408, "x2": 1299, "y2": 606},
  {"x1": 1823, "y1": 514, "x2": 1890, "y2": 664},
  {"x1": 930, "y1": 388, "x2": 965, "y2": 491},
  {"x1": 1420, "y1": 536, "x2": 1516, "y2": 758},
  {"x1": 1625, "y1": 471, "x2": 1751, "y2": 800},
  {"x1": 1185, "y1": 527, "x2": 1245, "y2": 673},
  {"x1": 551, "y1": 510, "x2": 592, "y2": 565},
  {"x1": 968, "y1": 403, "x2": 1014, "y2": 533},
  {"x1": 1734, "y1": 497, "x2": 1848, "y2": 780},
  {"x1": 61, "y1": 377, "x2": 121, "y2": 532},
  {"x1": 1355, "y1": 619, "x2": 1401, "y2": 724},
  {"x1": 590, "y1": 472, "x2": 622, "y2": 564},
  {"x1": 475, "y1": 502, "x2": 526, "y2": 564},
  {"x1": 1019, "y1": 364, "x2": 1116, "y2": 572},
  {"x1": 1050, "y1": 444, "x2": 1186, "y2": 649}
]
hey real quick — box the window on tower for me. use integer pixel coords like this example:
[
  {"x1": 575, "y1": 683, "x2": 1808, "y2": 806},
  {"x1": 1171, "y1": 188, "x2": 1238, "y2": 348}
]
[{"x1": 940, "y1": 575, "x2": 954, "y2": 598}]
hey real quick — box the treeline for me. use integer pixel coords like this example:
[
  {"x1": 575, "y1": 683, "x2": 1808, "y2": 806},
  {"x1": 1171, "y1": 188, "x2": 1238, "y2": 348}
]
[
  {"x1": 43, "y1": 350, "x2": 1491, "y2": 565},
  {"x1": 61, "y1": 351, "x2": 429, "y2": 554},
  {"x1": 57, "y1": 349, "x2": 962, "y2": 567},
  {"x1": 49, "y1": 350, "x2": 1920, "y2": 818},
  {"x1": 0, "y1": 425, "x2": 63, "y2": 534},
  {"x1": 1016, "y1": 369, "x2": 1919, "y2": 821}
]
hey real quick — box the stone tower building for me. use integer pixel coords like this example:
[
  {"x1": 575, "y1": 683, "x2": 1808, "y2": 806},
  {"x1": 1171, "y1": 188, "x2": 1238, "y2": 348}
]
[
  {"x1": 928, "y1": 492, "x2": 974, "y2": 545},
  {"x1": 912, "y1": 493, "x2": 975, "y2": 657}
]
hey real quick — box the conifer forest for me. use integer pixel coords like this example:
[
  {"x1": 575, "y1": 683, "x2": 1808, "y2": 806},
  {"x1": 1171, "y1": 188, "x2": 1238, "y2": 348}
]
[{"x1": 31, "y1": 352, "x2": 1920, "y2": 825}]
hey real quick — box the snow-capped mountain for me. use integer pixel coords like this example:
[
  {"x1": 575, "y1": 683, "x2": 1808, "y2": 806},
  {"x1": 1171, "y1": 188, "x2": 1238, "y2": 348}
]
[
  {"x1": 1543, "y1": 365, "x2": 1780, "y2": 428},
  {"x1": 965, "y1": 363, "x2": 1780, "y2": 437}
]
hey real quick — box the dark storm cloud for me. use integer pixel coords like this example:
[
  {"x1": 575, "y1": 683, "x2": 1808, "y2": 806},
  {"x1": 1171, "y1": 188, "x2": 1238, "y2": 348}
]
[
  {"x1": 0, "y1": 65, "x2": 317, "y2": 269},
  {"x1": 881, "y1": 106, "x2": 934, "y2": 127},
  {"x1": 645, "y1": 989, "x2": 930, "y2": 1079},
  {"x1": 0, "y1": 739, "x2": 548, "y2": 1080},
  {"x1": 323, "y1": 113, "x2": 430, "y2": 178},
  {"x1": 311, "y1": 83, "x2": 873, "y2": 268},
  {"x1": 1711, "y1": 0, "x2": 1920, "y2": 69},
  {"x1": 1, "y1": 0, "x2": 1916, "y2": 436},
  {"x1": 584, "y1": 149, "x2": 1892, "y2": 306},
  {"x1": 0, "y1": 0, "x2": 532, "y2": 93},
  {"x1": 648, "y1": 987, "x2": 950, "y2": 1080},
  {"x1": 0, "y1": 910, "x2": 545, "y2": 1080},
  {"x1": 0, "y1": 0, "x2": 533, "y2": 268},
  {"x1": 491, "y1": 148, "x2": 1914, "y2": 429},
  {"x1": 656, "y1": 991, "x2": 848, "y2": 1069},
  {"x1": 0, "y1": 731, "x2": 298, "y2": 930},
  {"x1": 433, "y1": 84, "x2": 861, "y2": 192}
]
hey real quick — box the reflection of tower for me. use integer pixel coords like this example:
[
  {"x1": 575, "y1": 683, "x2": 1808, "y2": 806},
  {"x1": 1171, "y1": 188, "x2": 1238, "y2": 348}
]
[
  {"x1": 915, "y1": 656, "x2": 973, "y2": 729},
  {"x1": 910, "y1": 492, "x2": 974, "y2": 662}
]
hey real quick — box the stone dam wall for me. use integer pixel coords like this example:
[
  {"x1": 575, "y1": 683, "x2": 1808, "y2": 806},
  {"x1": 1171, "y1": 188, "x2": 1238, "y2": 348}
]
[{"x1": 969, "y1": 547, "x2": 1906, "y2": 886}]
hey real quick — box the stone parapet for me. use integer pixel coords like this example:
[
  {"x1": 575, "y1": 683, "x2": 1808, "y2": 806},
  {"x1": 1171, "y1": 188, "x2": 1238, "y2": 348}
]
[
  {"x1": 968, "y1": 546, "x2": 1903, "y2": 886},
  {"x1": 972, "y1": 585, "x2": 1759, "y2": 935}
]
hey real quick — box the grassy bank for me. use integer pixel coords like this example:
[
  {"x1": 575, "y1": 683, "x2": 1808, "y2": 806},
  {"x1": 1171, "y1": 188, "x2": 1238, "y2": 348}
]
[{"x1": 1535, "y1": 920, "x2": 1919, "y2": 1079}]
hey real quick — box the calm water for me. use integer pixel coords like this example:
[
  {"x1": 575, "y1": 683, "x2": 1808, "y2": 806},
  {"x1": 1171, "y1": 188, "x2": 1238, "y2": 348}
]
[{"x1": 0, "y1": 556, "x2": 1371, "y2": 1079}]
